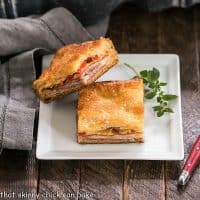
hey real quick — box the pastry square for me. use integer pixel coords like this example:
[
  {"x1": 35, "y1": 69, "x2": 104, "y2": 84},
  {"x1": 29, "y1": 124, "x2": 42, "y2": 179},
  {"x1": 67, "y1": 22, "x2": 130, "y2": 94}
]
[
  {"x1": 33, "y1": 37, "x2": 118, "y2": 102},
  {"x1": 77, "y1": 78, "x2": 144, "y2": 144}
]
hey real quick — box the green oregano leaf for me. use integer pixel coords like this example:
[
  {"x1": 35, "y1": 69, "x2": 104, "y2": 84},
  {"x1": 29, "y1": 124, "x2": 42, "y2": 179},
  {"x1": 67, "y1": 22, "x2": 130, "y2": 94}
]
[
  {"x1": 162, "y1": 94, "x2": 178, "y2": 101},
  {"x1": 124, "y1": 63, "x2": 178, "y2": 117}
]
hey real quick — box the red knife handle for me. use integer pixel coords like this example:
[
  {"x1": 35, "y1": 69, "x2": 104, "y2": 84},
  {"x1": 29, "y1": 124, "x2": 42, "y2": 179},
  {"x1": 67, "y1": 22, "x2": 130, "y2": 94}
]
[{"x1": 183, "y1": 135, "x2": 200, "y2": 174}]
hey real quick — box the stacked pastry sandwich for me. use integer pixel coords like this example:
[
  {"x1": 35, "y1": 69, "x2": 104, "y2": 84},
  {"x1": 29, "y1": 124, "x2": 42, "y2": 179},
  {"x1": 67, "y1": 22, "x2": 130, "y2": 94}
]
[{"x1": 33, "y1": 37, "x2": 144, "y2": 144}]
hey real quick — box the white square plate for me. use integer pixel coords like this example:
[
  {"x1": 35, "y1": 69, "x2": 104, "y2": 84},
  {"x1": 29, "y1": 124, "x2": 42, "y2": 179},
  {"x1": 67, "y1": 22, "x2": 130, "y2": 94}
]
[{"x1": 36, "y1": 54, "x2": 184, "y2": 160}]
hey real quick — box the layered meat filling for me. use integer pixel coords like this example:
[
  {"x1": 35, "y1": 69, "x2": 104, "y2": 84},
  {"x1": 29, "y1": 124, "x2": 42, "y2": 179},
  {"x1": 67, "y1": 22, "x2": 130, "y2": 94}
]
[
  {"x1": 81, "y1": 56, "x2": 108, "y2": 83},
  {"x1": 45, "y1": 55, "x2": 109, "y2": 94}
]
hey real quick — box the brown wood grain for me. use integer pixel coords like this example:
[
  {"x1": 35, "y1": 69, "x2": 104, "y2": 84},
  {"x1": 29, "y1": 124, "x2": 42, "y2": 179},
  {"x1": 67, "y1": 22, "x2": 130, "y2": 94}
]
[
  {"x1": 124, "y1": 161, "x2": 165, "y2": 200},
  {"x1": 195, "y1": 6, "x2": 200, "y2": 81},
  {"x1": 0, "y1": 140, "x2": 38, "y2": 200},
  {"x1": 158, "y1": 8, "x2": 200, "y2": 200},
  {"x1": 38, "y1": 161, "x2": 80, "y2": 200},
  {"x1": 79, "y1": 161, "x2": 124, "y2": 200},
  {"x1": 107, "y1": 7, "x2": 159, "y2": 53},
  {"x1": 107, "y1": 6, "x2": 165, "y2": 200}
]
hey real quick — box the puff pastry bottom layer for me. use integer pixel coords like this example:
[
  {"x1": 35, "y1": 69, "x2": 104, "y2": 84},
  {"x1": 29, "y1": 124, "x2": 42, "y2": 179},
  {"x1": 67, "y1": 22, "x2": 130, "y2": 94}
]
[{"x1": 78, "y1": 133, "x2": 144, "y2": 144}]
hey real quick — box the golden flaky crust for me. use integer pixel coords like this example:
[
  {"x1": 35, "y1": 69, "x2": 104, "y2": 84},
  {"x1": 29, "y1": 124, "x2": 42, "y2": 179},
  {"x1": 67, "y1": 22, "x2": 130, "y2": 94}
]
[
  {"x1": 77, "y1": 79, "x2": 144, "y2": 144},
  {"x1": 32, "y1": 37, "x2": 118, "y2": 102}
]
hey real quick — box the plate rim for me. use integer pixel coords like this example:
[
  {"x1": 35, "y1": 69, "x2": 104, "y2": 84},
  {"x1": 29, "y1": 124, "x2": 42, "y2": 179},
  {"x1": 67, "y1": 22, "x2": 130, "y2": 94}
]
[{"x1": 36, "y1": 53, "x2": 184, "y2": 160}]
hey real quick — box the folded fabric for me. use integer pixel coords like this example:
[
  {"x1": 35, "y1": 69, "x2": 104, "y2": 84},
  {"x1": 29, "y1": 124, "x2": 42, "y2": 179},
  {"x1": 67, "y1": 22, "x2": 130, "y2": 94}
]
[
  {"x1": 0, "y1": 7, "x2": 108, "y2": 152},
  {"x1": 0, "y1": 49, "x2": 48, "y2": 151}
]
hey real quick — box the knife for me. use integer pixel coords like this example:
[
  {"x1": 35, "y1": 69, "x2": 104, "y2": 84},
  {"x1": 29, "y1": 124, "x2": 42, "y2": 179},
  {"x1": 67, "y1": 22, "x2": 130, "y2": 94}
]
[{"x1": 178, "y1": 135, "x2": 200, "y2": 186}]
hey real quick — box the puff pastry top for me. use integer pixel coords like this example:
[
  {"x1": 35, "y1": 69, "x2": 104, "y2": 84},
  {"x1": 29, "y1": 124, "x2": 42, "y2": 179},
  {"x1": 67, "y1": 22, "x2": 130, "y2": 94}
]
[
  {"x1": 33, "y1": 37, "x2": 117, "y2": 91},
  {"x1": 78, "y1": 79, "x2": 144, "y2": 136}
]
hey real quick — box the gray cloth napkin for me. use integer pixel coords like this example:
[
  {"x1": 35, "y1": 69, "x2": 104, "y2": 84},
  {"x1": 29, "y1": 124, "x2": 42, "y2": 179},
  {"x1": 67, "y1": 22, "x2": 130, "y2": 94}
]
[{"x1": 0, "y1": 7, "x2": 108, "y2": 152}]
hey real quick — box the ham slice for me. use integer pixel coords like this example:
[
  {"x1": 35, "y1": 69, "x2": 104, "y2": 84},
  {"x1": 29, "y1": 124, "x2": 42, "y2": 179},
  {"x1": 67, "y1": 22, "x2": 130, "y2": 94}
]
[{"x1": 81, "y1": 56, "x2": 109, "y2": 84}]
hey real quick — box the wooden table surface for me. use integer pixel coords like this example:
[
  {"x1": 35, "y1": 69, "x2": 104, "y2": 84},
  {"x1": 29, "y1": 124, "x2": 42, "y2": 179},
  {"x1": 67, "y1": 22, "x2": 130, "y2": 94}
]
[{"x1": 0, "y1": 4, "x2": 200, "y2": 200}]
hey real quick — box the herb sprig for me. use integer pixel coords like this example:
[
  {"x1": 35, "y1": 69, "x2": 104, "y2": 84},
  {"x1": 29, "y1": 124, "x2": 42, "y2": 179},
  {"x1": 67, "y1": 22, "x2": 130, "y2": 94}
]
[{"x1": 124, "y1": 63, "x2": 177, "y2": 117}]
